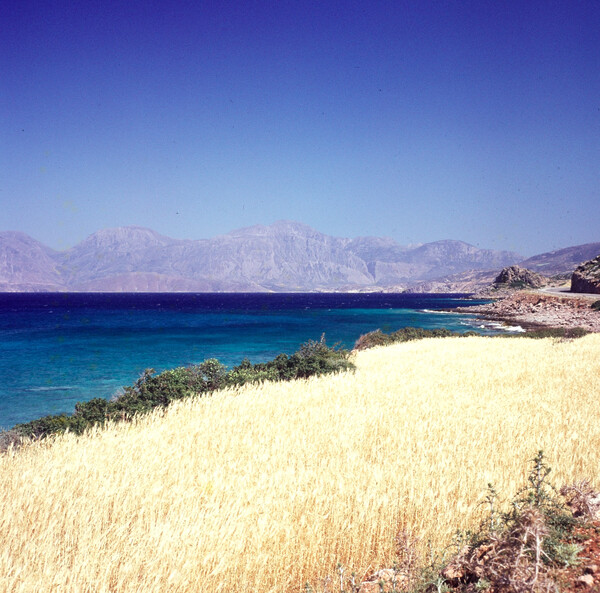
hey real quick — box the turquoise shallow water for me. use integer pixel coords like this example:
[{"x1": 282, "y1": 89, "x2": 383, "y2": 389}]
[{"x1": 0, "y1": 292, "x2": 500, "y2": 428}]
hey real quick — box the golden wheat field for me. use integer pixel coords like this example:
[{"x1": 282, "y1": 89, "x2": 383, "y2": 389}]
[{"x1": 2, "y1": 334, "x2": 600, "y2": 592}]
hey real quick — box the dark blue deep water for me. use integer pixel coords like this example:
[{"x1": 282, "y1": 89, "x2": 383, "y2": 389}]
[{"x1": 0, "y1": 292, "x2": 499, "y2": 428}]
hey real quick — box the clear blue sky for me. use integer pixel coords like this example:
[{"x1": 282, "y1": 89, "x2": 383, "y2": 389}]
[{"x1": 2, "y1": 1, "x2": 599, "y2": 256}]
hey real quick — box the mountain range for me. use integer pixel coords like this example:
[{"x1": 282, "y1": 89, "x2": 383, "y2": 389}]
[{"x1": 1, "y1": 221, "x2": 598, "y2": 292}]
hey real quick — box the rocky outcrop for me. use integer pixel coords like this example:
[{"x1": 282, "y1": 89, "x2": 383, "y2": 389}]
[
  {"x1": 571, "y1": 255, "x2": 600, "y2": 294},
  {"x1": 465, "y1": 266, "x2": 551, "y2": 298},
  {"x1": 493, "y1": 265, "x2": 548, "y2": 289}
]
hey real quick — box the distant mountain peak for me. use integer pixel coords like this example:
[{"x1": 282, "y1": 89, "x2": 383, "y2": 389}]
[
  {"x1": 0, "y1": 230, "x2": 57, "y2": 252},
  {"x1": 1, "y1": 230, "x2": 39, "y2": 240},
  {"x1": 0, "y1": 231, "x2": 63, "y2": 289},
  {"x1": 77, "y1": 226, "x2": 175, "y2": 250},
  {"x1": 228, "y1": 220, "x2": 325, "y2": 238},
  {"x1": 271, "y1": 220, "x2": 318, "y2": 232}
]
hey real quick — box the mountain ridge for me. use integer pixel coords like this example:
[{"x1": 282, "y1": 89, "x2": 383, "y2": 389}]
[
  {"x1": 519, "y1": 243, "x2": 600, "y2": 275},
  {"x1": 0, "y1": 222, "x2": 595, "y2": 292}
]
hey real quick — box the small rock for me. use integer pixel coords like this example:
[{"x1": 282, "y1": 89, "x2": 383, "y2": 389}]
[
  {"x1": 585, "y1": 564, "x2": 599, "y2": 575},
  {"x1": 577, "y1": 574, "x2": 595, "y2": 587},
  {"x1": 440, "y1": 563, "x2": 466, "y2": 583}
]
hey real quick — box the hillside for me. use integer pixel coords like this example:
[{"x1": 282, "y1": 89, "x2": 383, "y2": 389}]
[
  {"x1": 518, "y1": 242, "x2": 600, "y2": 275},
  {"x1": 1, "y1": 335, "x2": 600, "y2": 592}
]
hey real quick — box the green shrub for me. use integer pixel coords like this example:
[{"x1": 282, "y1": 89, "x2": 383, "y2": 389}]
[
  {"x1": 591, "y1": 300, "x2": 600, "y2": 311},
  {"x1": 437, "y1": 452, "x2": 594, "y2": 593},
  {"x1": 227, "y1": 357, "x2": 280, "y2": 386},
  {"x1": 74, "y1": 398, "x2": 111, "y2": 426},
  {"x1": 286, "y1": 335, "x2": 353, "y2": 378},
  {"x1": 16, "y1": 413, "x2": 88, "y2": 439}
]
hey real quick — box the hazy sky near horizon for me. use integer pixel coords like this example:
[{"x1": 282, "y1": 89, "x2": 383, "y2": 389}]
[{"x1": 2, "y1": 1, "x2": 599, "y2": 256}]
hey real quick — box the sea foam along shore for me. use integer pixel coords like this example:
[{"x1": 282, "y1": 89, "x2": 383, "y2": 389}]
[
  {"x1": 455, "y1": 290, "x2": 600, "y2": 332},
  {"x1": 1, "y1": 334, "x2": 600, "y2": 592}
]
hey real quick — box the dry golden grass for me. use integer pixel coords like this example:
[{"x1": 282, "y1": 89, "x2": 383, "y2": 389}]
[{"x1": 2, "y1": 334, "x2": 600, "y2": 592}]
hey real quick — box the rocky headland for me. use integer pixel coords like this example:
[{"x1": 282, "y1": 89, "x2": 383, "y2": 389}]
[
  {"x1": 451, "y1": 262, "x2": 600, "y2": 332},
  {"x1": 457, "y1": 291, "x2": 600, "y2": 332}
]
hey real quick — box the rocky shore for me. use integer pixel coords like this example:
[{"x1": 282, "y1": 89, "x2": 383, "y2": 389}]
[{"x1": 457, "y1": 291, "x2": 600, "y2": 332}]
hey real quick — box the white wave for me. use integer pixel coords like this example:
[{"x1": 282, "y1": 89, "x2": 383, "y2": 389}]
[{"x1": 460, "y1": 318, "x2": 525, "y2": 333}]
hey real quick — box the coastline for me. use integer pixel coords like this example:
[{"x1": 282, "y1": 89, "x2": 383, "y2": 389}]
[
  {"x1": 454, "y1": 290, "x2": 600, "y2": 333},
  {"x1": 0, "y1": 292, "x2": 487, "y2": 429}
]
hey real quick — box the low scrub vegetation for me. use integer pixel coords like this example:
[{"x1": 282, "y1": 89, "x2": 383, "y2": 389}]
[
  {"x1": 330, "y1": 452, "x2": 600, "y2": 593},
  {"x1": 503, "y1": 326, "x2": 590, "y2": 340},
  {"x1": 353, "y1": 327, "x2": 477, "y2": 350},
  {"x1": 12, "y1": 335, "x2": 353, "y2": 440},
  {"x1": 354, "y1": 325, "x2": 590, "y2": 351},
  {"x1": 1, "y1": 335, "x2": 599, "y2": 592}
]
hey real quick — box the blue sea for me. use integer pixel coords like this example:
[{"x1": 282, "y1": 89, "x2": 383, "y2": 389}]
[{"x1": 0, "y1": 292, "x2": 503, "y2": 429}]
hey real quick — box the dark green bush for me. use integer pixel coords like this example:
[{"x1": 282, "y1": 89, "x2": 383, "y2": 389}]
[
  {"x1": 591, "y1": 300, "x2": 600, "y2": 311},
  {"x1": 13, "y1": 337, "x2": 353, "y2": 441},
  {"x1": 16, "y1": 413, "x2": 88, "y2": 439},
  {"x1": 227, "y1": 337, "x2": 353, "y2": 383},
  {"x1": 286, "y1": 336, "x2": 353, "y2": 378},
  {"x1": 226, "y1": 357, "x2": 280, "y2": 386},
  {"x1": 74, "y1": 397, "x2": 111, "y2": 425}
]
